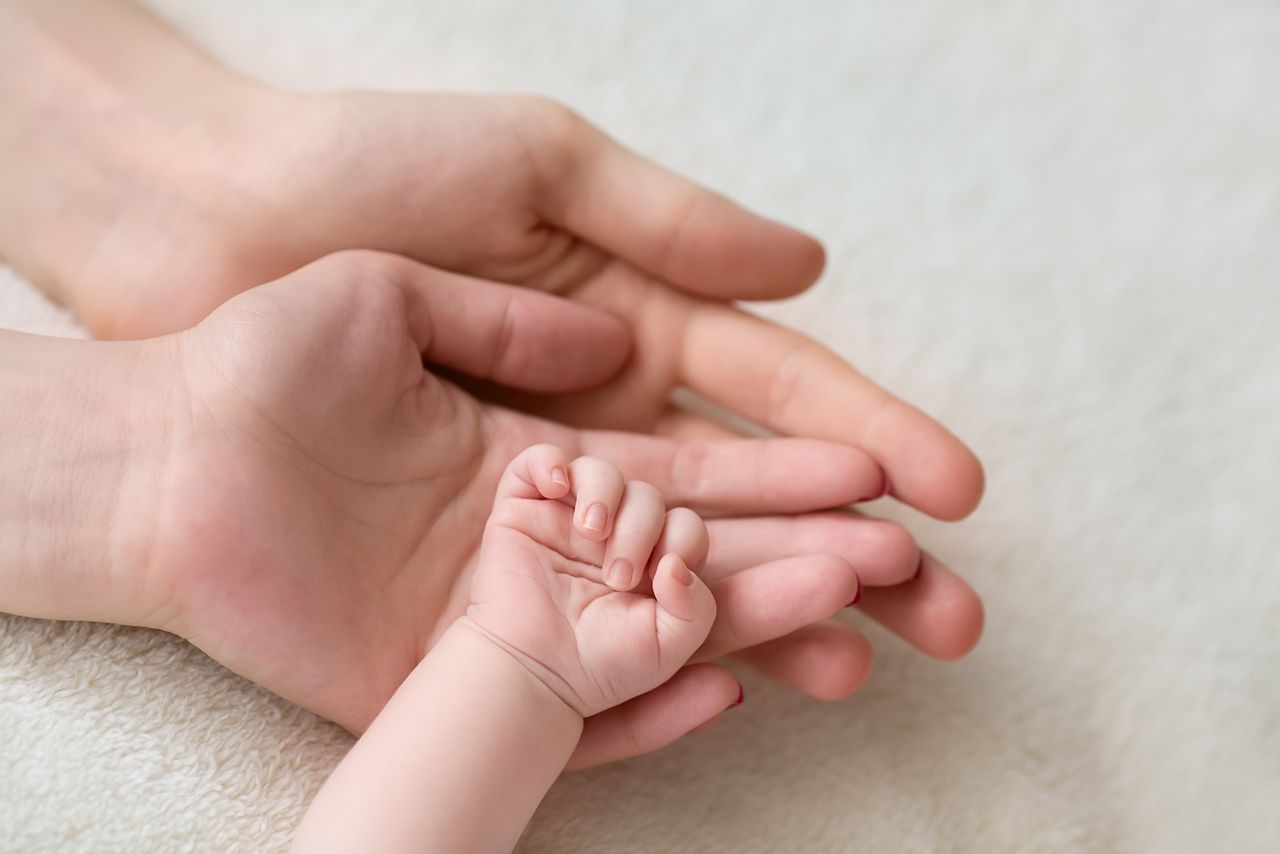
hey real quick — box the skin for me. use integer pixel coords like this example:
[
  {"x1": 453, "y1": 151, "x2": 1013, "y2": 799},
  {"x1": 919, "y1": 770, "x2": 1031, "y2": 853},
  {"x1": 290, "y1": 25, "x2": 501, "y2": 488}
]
[
  {"x1": 0, "y1": 1, "x2": 986, "y2": 768},
  {"x1": 2, "y1": 251, "x2": 963, "y2": 770},
  {"x1": 294, "y1": 448, "x2": 721, "y2": 853},
  {"x1": 153, "y1": 252, "x2": 910, "y2": 755}
]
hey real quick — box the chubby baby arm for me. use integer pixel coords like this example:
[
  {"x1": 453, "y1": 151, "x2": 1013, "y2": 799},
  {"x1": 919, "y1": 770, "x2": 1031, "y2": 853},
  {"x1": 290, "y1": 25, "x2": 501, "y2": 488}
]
[{"x1": 292, "y1": 445, "x2": 717, "y2": 853}]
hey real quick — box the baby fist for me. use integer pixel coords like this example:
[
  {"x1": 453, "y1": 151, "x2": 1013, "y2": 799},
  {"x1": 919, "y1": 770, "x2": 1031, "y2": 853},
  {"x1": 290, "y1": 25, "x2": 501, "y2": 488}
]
[{"x1": 466, "y1": 444, "x2": 718, "y2": 717}]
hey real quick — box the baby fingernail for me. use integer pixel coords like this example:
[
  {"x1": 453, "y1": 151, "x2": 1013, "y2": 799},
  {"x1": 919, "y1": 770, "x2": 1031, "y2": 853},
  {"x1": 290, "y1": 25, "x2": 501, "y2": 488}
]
[
  {"x1": 583, "y1": 503, "x2": 608, "y2": 533},
  {"x1": 607, "y1": 558, "x2": 633, "y2": 589},
  {"x1": 550, "y1": 466, "x2": 568, "y2": 488},
  {"x1": 846, "y1": 578, "x2": 863, "y2": 607},
  {"x1": 674, "y1": 559, "x2": 695, "y2": 586},
  {"x1": 730, "y1": 685, "x2": 745, "y2": 708}
]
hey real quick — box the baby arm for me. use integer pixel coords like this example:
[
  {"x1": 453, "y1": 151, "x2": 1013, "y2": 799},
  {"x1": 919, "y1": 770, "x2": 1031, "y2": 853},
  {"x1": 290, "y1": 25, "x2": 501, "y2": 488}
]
[
  {"x1": 290, "y1": 621, "x2": 583, "y2": 853},
  {"x1": 291, "y1": 445, "x2": 718, "y2": 853}
]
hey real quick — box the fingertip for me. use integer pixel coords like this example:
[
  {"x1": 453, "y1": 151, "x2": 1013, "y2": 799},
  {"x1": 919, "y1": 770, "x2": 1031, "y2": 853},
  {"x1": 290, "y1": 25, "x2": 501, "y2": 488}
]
[
  {"x1": 547, "y1": 464, "x2": 570, "y2": 498},
  {"x1": 702, "y1": 203, "x2": 827, "y2": 300},
  {"x1": 653, "y1": 552, "x2": 686, "y2": 595},
  {"x1": 959, "y1": 451, "x2": 987, "y2": 517},
  {"x1": 497, "y1": 443, "x2": 571, "y2": 502},
  {"x1": 654, "y1": 553, "x2": 711, "y2": 625},
  {"x1": 577, "y1": 506, "x2": 611, "y2": 540},
  {"x1": 927, "y1": 582, "x2": 985, "y2": 660},
  {"x1": 688, "y1": 712, "x2": 724, "y2": 735},
  {"x1": 525, "y1": 444, "x2": 571, "y2": 498},
  {"x1": 670, "y1": 552, "x2": 696, "y2": 588},
  {"x1": 869, "y1": 406, "x2": 986, "y2": 520},
  {"x1": 810, "y1": 631, "x2": 873, "y2": 700},
  {"x1": 569, "y1": 455, "x2": 624, "y2": 540},
  {"x1": 535, "y1": 304, "x2": 632, "y2": 392},
  {"x1": 786, "y1": 228, "x2": 827, "y2": 293},
  {"x1": 653, "y1": 506, "x2": 711, "y2": 576},
  {"x1": 733, "y1": 621, "x2": 872, "y2": 701},
  {"x1": 604, "y1": 557, "x2": 638, "y2": 592},
  {"x1": 852, "y1": 519, "x2": 921, "y2": 585},
  {"x1": 924, "y1": 446, "x2": 986, "y2": 522},
  {"x1": 859, "y1": 554, "x2": 985, "y2": 660}
]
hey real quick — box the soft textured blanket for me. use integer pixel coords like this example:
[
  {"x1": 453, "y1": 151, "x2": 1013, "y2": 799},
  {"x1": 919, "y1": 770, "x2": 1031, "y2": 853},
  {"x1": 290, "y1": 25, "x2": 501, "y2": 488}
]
[{"x1": 2, "y1": 1, "x2": 1277, "y2": 851}]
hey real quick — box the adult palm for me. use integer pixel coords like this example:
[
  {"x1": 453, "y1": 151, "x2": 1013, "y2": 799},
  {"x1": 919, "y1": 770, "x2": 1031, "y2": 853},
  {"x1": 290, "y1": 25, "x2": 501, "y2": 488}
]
[
  {"x1": 150, "y1": 252, "x2": 910, "y2": 769},
  {"x1": 1, "y1": 3, "x2": 989, "y2": 772},
  {"x1": 11, "y1": 41, "x2": 987, "y2": 760},
  {"x1": 55, "y1": 87, "x2": 981, "y2": 519}
]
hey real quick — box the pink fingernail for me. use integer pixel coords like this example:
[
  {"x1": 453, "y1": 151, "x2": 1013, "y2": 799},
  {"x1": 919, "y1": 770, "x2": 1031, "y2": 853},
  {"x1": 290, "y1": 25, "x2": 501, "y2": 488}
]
[
  {"x1": 550, "y1": 467, "x2": 568, "y2": 488},
  {"x1": 673, "y1": 558, "x2": 695, "y2": 587},
  {"x1": 583, "y1": 503, "x2": 608, "y2": 533},
  {"x1": 730, "y1": 685, "x2": 745, "y2": 708},
  {"x1": 607, "y1": 558, "x2": 633, "y2": 589},
  {"x1": 911, "y1": 554, "x2": 925, "y2": 581},
  {"x1": 846, "y1": 577, "x2": 863, "y2": 608}
]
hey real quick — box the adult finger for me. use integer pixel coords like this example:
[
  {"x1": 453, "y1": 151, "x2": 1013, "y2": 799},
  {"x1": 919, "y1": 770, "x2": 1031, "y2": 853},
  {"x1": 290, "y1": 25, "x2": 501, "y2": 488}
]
[
  {"x1": 857, "y1": 552, "x2": 985, "y2": 660},
  {"x1": 696, "y1": 555, "x2": 860, "y2": 659},
  {"x1": 642, "y1": 407, "x2": 980, "y2": 658},
  {"x1": 704, "y1": 511, "x2": 918, "y2": 586},
  {"x1": 733, "y1": 620, "x2": 874, "y2": 701},
  {"x1": 567, "y1": 663, "x2": 742, "y2": 771},
  {"x1": 680, "y1": 301, "x2": 985, "y2": 520},
  {"x1": 650, "y1": 507, "x2": 711, "y2": 575},
  {"x1": 577, "y1": 432, "x2": 886, "y2": 517},
  {"x1": 520, "y1": 98, "x2": 826, "y2": 301},
  {"x1": 309, "y1": 250, "x2": 631, "y2": 392}
]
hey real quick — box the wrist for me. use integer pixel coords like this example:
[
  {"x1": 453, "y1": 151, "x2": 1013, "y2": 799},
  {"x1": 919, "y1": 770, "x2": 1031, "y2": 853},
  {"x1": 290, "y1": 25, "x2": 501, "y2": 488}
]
[
  {"x1": 0, "y1": 330, "x2": 183, "y2": 628},
  {"x1": 0, "y1": 1, "x2": 284, "y2": 331},
  {"x1": 295, "y1": 618, "x2": 583, "y2": 852},
  {"x1": 451, "y1": 617, "x2": 586, "y2": 730}
]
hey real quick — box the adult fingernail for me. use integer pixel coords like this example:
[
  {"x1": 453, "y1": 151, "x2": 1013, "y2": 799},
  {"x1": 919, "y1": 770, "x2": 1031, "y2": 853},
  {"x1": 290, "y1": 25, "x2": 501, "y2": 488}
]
[
  {"x1": 550, "y1": 466, "x2": 568, "y2": 488},
  {"x1": 846, "y1": 578, "x2": 863, "y2": 608},
  {"x1": 606, "y1": 558, "x2": 633, "y2": 589},
  {"x1": 583, "y1": 503, "x2": 608, "y2": 533},
  {"x1": 730, "y1": 685, "x2": 745, "y2": 708}
]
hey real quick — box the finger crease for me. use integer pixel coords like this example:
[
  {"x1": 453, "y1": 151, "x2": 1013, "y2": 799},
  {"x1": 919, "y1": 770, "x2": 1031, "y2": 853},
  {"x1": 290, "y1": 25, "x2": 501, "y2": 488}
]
[{"x1": 765, "y1": 340, "x2": 815, "y2": 426}]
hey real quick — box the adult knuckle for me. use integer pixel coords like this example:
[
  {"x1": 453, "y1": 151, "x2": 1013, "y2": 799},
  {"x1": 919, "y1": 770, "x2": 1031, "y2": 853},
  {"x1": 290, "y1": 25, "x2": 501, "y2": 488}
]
[
  {"x1": 520, "y1": 95, "x2": 583, "y2": 145},
  {"x1": 765, "y1": 339, "x2": 820, "y2": 425}
]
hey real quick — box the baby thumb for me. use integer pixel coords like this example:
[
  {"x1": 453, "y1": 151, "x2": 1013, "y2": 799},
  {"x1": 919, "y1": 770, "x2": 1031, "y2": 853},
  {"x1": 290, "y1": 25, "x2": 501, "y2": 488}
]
[{"x1": 652, "y1": 553, "x2": 717, "y2": 655}]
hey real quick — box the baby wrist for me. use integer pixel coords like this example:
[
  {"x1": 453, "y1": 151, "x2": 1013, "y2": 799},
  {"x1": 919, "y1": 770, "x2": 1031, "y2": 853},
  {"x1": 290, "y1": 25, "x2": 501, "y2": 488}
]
[{"x1": 449, "y1": 617, "x2": 586, "y2": 728}]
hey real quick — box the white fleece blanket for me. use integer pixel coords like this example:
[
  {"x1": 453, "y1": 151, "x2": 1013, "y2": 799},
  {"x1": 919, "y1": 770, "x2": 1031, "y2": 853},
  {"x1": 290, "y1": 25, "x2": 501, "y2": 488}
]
[{"x1": 2, "y1": 2, "x2": 1278, "y2": 851}]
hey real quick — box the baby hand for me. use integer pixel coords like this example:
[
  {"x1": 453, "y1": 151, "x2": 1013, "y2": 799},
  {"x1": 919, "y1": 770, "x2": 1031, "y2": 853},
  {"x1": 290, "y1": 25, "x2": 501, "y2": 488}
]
[{"x1": 463, "y1": 444, "x2": 718, "y2": 718}]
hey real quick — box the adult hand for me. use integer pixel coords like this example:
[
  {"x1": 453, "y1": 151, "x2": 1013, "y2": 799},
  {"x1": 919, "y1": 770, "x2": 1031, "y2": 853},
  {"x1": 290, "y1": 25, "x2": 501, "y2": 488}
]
[
  {"x1": 134, "y1": 251, "x2": 918, "y2": 768},
  {"x1": 1, "y1": 5, "x2": 981, "y2": 519},
  {"x1": 1, "y1": 2, "x2": 985, "y2": 762}
]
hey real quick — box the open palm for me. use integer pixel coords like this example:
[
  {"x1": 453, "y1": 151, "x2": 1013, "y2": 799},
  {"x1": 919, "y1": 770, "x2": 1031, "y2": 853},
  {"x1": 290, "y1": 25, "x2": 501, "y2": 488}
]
[
  {"x1": 67, "y1": 89, "x2": 980, "y2": 516},
  {"x1": 150, "y1": 251, "x2": 893, "y2": 767},
  {"x1": 56, "y1": 88, "x2": 983, "y2": 673}
]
